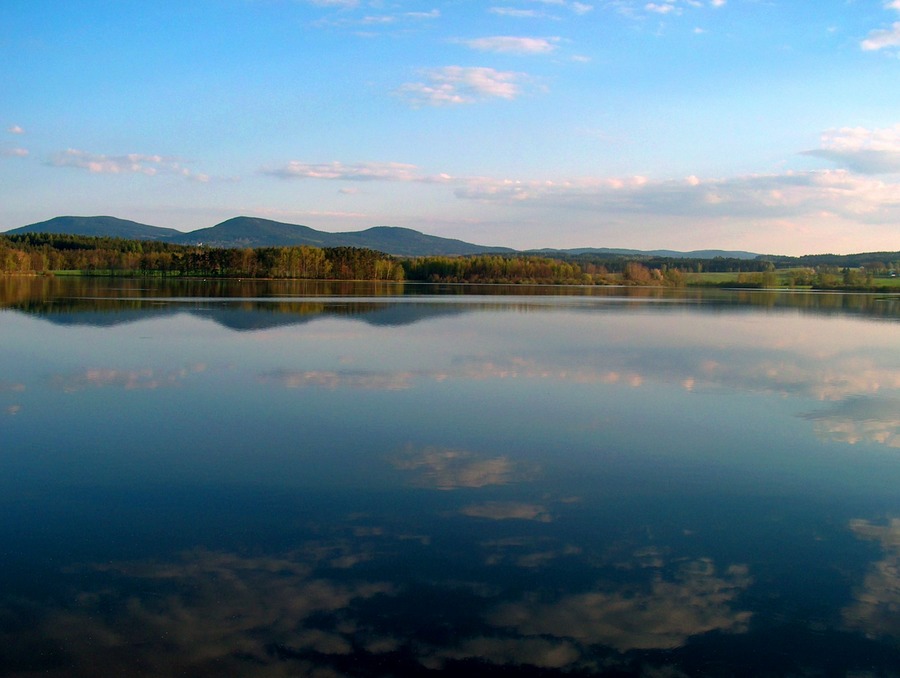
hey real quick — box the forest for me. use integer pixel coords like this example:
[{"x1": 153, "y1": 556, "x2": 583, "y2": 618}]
[{"x1": 2, "y1": 232, "x2": 900, "y2": 289}]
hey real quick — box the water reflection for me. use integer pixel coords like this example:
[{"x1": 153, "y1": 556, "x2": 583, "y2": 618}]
[
  {"x1": 4, "y1": 278, "x2": 900, "y2": 675},
  {"x1": 4, "y1": 276, "x2": 900, "y2": 329},
  {"x1": 845, "y1": 519, "x2": 900, "y2": 642},
  {"x1": 391, "y1": 447, "x2": 535, "y2": 490},
  {"x1": 489, "y1": 558, "x2": 753, "y2": 652},
  {"x1": 805, "y1": 397, "x2": 900, "y2": 449}
]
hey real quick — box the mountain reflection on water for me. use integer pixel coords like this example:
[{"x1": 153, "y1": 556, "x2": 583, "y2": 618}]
[{"x1": 3, "y1": 278, "x2": 900, "y2": 676}]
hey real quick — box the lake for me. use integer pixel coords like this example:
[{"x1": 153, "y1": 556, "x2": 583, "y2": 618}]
[{"x1": 2, "y1": 277, "x2": 900, "y2": 676}]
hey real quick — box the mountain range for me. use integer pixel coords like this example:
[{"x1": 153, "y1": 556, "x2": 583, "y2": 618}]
[{"x1": 4, "y1": 215, "x2": 760, "y2": 259}]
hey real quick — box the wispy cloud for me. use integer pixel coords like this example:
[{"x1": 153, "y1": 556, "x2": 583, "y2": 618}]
[
  {"x1": 489, "y1": 7, "x2": 541, "y2": 18},
  {"x1": 260, "y1": 151, "x2": 900, "y2": 226},
  {"x1": 610, "y1": 0, "x2": 724, "y2": 17},
  {"x1": 646, "y1": 1, "x2": 679, "y2": 15},
  {"x1": 310, "y1": 4, "x2": 439, "y2": 29},
  {"x1": 262, "y1": 160, "x2": 452, "y2": 183},
  {"x1": 7, "y1": 124, "x2": 24, "y2": 134},
  {"x1": 489, "y1": 1, "x2": 592, "y2": 18},
  {"x1": 803, "y1": 125, "x2": 900, "y2": 174},
  {"x1": 406, "y1": 9, "x2": 440, "y2": 19},
  {"x1": 460, "y1": 36, "x2": 560, "y2": 54},
  {"x1": 48, "y1": 149, "x2": 211, "y2": 182},
  {"x1": 1, "y1": 148, "x2": 28, "y2": 157},
  {"x1": 862, "y1": 21, "x2": 900, "y2": 51},
  {"x1": 530, "y1": 0, "x2": 594, "y2": 12},
  {"x1": 395, "y1": 66, "x2": 534, "y2": 107},
  {"x1": 307, "y1": 0, "x2": 359, "y2": 7},
  {"x1": 452, "y1": 170, "x2": 900, "y2": 223}
]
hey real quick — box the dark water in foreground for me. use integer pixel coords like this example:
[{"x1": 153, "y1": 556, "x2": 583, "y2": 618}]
[{"x1": 3, "y1": 277, "x2": 900, "y2": 676}]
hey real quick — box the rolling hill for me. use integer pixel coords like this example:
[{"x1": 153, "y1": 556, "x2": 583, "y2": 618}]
[
  {"x1": 6, "y1": 215, "x2": 182, "y2": 241},
  {"x1": 5, "y1": 214, "x2": 768, "y2": 259},
  {"x1": 176, "y1": 217, "x2": 515, "y2": 255},
  {"x1": 6, "y1": 215, "x2": 514, "y2": 257},
  {"x1": 528, "y1": 247, "x2": 759, "y2": 260}
]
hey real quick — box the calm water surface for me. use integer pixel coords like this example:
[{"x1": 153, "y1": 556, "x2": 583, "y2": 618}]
[{"x1": 3, "y1": 278, "x2": 900, "y2": 676}]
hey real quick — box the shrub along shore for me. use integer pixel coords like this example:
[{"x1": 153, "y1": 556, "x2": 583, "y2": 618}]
[{"x1": 2, "y1": 232, "x2": 900, "y2": 290}]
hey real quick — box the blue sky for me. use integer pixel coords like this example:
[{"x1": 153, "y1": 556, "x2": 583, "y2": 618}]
[{"x1": 3, "y1": 0, "x2": 900, "y2": 254}]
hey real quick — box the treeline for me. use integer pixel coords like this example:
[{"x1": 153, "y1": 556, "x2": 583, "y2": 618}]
[
  {"x1": 1, "y1": 233, "x2": 404, "y2": 281},
  {"x1": 3, "y1": 232, "x2": 899, "y2": 289},
  {"x1": 564, "y1": 253, "x2": 775, "y2": 274},
  {"x1": 763, "y1": 251, "x2": 900, "y2": 270},
  {"x1": 1, "y1": 233, "x2": 686, "y2": 285},
  {"x1": 401, "y1": 255, "x2": 592, "y2": 284}
]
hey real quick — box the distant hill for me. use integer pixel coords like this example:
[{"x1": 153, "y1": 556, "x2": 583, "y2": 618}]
[
  {"x1": 6, "y1": 215, "x2": 182, "y2": 241},
  {"x1": 176, "y1": 217, "x2": 333, "y2": 249},
  {"x1": 5, "y1": 215, "x2": 770, "y2": 259},
  {"x1": 529, "y1": 247, "x2": 760, "y2": 260},
  {"x1": 177, "y1": 217, "x2": 515, "y2": 255},
  {"x1": 7, "y1": 215, "x2": 513, "y2": 257}
]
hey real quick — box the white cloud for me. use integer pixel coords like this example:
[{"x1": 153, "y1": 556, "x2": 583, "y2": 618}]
[
  {"x1": 395, "y1": 66, "x2": 533, "y2": 107},
  {"x1": 489, "y1": 7, "x2": 541, "y2": 18},
  {"x1": 804, "y1": 125, "x2": 900, "y2": 174},
  {"x1": 887, "y1": 0, "x2": 900, "y2": 10},
  {"x1": 260, "y1": 151, "x2": 900, "y2": 228},
  {"x1": 406, "y1": 9, "x2": 440, "y2": 19},
  {"x1": 8, "y1": 125, "x2": 24, "y2": 134},
  {"x1": 1, "y1": 148, "x2": 28, "y2": 157},
  {"x1": 461, "y1": 36, "x2": 559, "y2": 55},
  {"x1": 452, "y1": 170, "x2": 900, "y2": 224},
  {"x1": 307, "y1": 0, "x2": 358, "y2": 6},
  {"x1": 526, "y1": 0, "x2": 592, "y2": 8},
  {"x1": 611, "y1": 0, "x2": 725, "y2": 16},
  {"x1": 262, "y1": 160, "x2": 451, "y2": 182},
  {"x1": 861, "y1": 21, "x2": 900, "y2": 51},
  {"x1": 48, "y1": 149, "x2": 211, "y2": 182},
  {"x1": 646, "y1": 2, "x2": 678, "y2": 14},
  {"x1": 489, "y1": 1, "x2": 591, "y2": 18},
  {"x1": 309, "y1": 4, "x2": 439, "y2": 30}
]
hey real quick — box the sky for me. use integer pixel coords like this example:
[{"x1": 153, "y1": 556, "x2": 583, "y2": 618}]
[{"x1": 2, "y1": 0, "x2": 900, "y2": 254}]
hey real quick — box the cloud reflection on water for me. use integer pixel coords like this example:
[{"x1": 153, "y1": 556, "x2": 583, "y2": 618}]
[
  {"x1": 488, "y1": 558, "x2": 753, "y2": 652},
  {"x1": 804, "y1": 398, "x2": 900, "y2": 449},
  {"x1": 0, "y1": 542, "x2": 757, "y2": 676},
  {"x1": 1, "y1": 548, "x2": 394, "y2": 677},
  {"x1": 844, "y1": 518, "x2": 900, "y2": 642},
  {"x1": 391, "y1": 446, "x2": 536, "y2": 490},
  {"x1": 52, "y1": 364, "x2": 208, "y2": 392},
  {"x1": 260, "y1": 369, "x2": 416, "y2": 390}
]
